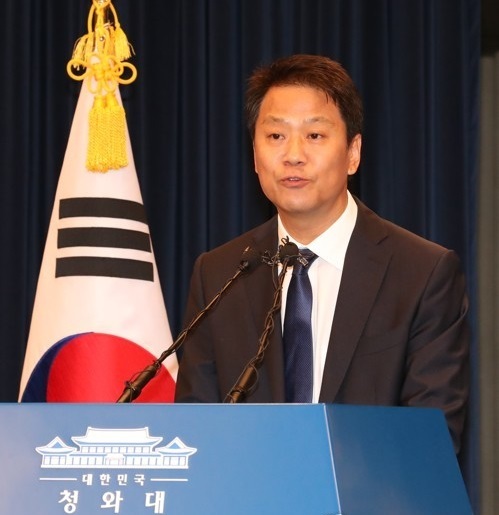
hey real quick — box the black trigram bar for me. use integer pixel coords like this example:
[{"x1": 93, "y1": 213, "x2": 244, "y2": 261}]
[
  {"x1": 59, "y1": 197, "x2": 147, "y2": 223},
  {"x1": 56, "y1": 256, "x2": 154, "y2": 281},
  {"x1": 58, "y1": 227, "x2": 151, "y2": 252}
]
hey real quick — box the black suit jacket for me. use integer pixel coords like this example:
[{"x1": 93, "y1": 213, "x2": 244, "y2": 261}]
[{"x1": 175, "y1": 198, "x2": 469, "y2": 451}]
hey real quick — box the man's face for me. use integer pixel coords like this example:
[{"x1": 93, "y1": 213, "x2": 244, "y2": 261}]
[{"x1": 253, "y1": 85, "x2": 361, "y2": 235}]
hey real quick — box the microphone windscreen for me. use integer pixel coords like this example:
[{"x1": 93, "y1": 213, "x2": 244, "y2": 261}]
[
  {"x1": 278, "y1": 240, "x2": 299, "y2": 266},
  {"x1": 239, "y1": 246, "x2": 262, "y2": 272}
]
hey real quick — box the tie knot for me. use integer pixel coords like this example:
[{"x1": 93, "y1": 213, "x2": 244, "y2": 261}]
[{"x1": 293, "y1": 249, "x2": 317, "y2": 275}]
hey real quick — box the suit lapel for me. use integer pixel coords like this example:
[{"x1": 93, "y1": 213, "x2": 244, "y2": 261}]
[{"x1": 319, "y1": 201, "x2": 392, "y2": 402}]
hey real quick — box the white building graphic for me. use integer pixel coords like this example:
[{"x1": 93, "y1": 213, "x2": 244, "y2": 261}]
[{"x1": 36, "y1": 427, "x2": 197, "y2": 469}]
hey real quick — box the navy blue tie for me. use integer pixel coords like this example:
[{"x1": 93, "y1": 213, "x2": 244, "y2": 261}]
[{"x1": 283, "y1": 249, "x2": 318, "y2": 402}]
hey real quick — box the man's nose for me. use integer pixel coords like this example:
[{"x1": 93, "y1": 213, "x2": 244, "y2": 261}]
[{"x1": 284, "y1": 136, "x2": 305, "y2": 166}]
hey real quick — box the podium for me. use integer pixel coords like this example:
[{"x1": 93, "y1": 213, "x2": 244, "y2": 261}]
[{"x1": 0, "y1": 403, "x2": 472, "y2": 514}]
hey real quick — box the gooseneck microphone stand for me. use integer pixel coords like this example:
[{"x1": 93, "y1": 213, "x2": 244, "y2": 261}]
[
  {"x1": 224, "y1": 240, "x2": 300, "y2": 403},
  {"x1": 116, "y1": 247, "x2": 260, "y2": 403}
]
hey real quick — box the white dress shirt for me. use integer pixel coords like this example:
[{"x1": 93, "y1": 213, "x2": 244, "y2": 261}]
[{"x1": 278, "y1": 191, "x2": 358, "y2": 402}]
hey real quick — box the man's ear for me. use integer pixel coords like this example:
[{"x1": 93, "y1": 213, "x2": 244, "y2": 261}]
[
  {"x1": 253, "y1": 142, "x2": 259, "y2": 175},
  {"x1": 347, "y1": 134, "x2": 362, "y2": 176}
]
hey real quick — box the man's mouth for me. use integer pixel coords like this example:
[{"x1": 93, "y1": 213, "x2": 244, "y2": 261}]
[{"x1": 283, "y1": 176, "x2": 308, "y2": 184}]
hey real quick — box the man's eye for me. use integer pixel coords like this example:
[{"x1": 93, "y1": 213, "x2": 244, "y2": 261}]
[
  {"x1": 309, "y1": 133, "x2": 323, "y2": 140},
  {"x1": 269, "y1": 133, "x2": 282, "y2": 140}
]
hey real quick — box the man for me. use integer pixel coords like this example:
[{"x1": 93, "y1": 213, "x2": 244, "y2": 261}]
[{"x1": 174, "y1": 54, "x2": 469, "y2": 452}]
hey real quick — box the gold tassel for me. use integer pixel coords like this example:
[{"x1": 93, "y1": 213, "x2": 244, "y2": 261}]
[
  {"x1": 87, "y1": 93, "x2": 127, "y2": 172},
  {"x1": 113, "y1": 24, "x2": 133, "y2": 61},
  {"x1": 67, "y1": 0, "x2": 137, "y2": 173},
  {"x1": 108, "y1": 3, "x2": 134, "y2": 62},
  {"x1": 72, "y1": 35, "x2": 88, "y2": 63}
]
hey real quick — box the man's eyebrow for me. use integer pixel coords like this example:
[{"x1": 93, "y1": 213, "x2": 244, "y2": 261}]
[
  {"x1": 260, "y1": 116, "x2": 288, "y2": 124},
  {"x1": 303, "y1": 116, "x2": 336, "y2": 125},
  {"x1": 260, "y1": 115, "x2": 335, "y2": 125}
]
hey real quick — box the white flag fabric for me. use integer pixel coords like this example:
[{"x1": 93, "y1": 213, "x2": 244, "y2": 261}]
[{"x1": 19, "y1": 82, "x2": 177, "y2": 402}]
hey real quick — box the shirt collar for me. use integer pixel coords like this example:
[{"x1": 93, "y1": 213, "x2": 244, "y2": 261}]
[{"x1": 277, "y1": 190, "x2": 358, "y2": 271}]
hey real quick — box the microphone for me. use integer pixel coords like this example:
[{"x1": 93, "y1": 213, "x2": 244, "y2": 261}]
[
  {"x1": 224, "y1": 238, "x2": 299, "y2": 403},
  {"x1": 278, "y1": 239, "x2": 301, "y2": 267},
  {"x1": 116, "y1": 246, "x2": 262, "y2": 403}
]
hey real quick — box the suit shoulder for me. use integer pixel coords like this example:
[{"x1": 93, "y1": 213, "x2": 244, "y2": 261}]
[
  {"x1": 196, "y1": 217, "x2": 277, "y2": 267},
  {"x1": 383, "y1": 218, "x2": 448, "y2": 255},
  {"x1": 357, "y1": 200, "x2": 452, "y2": 257}
]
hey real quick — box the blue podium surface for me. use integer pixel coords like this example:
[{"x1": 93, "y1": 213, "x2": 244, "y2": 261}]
[{"x1": 0, "y1": 403, "x2": 471, "y2": 514}]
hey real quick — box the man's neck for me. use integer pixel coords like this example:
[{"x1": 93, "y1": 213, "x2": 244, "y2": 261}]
[{"x1": 278, "y1": 196, "x2": 349, "y2": 245}]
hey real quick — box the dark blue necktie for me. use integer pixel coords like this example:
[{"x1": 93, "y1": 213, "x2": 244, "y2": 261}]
[{"x1": 283, "y1": 249, "x2": 318, "y2": 402}]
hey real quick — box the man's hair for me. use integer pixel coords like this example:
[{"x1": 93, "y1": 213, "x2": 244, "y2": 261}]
[{"x1": 245, "y1": 54, "x2": 363, "y2": 144}]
